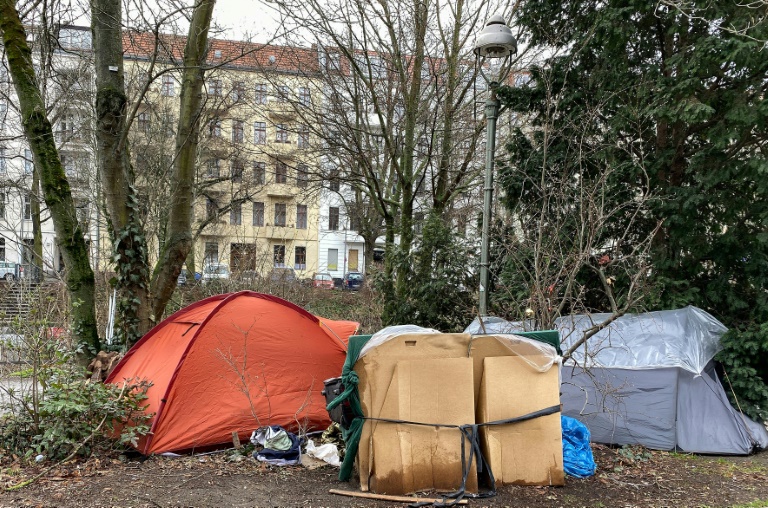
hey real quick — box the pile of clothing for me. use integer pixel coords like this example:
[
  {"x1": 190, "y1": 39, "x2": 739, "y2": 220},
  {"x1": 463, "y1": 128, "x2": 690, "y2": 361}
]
[{"x1": 250, "y1": 426, "x2": 302, "y2": 466}]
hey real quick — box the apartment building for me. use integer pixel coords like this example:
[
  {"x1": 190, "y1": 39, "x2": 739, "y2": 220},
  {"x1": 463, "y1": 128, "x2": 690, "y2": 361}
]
[
  {"x1": 0, "y1": 26, "x2": 101, "y2": 277},
  {"x1": 1, "y1": 25, "x2": 498, "y2": 281},
  {"x1": 123, "y1": 34, "x2": 327, "y2": 279}
]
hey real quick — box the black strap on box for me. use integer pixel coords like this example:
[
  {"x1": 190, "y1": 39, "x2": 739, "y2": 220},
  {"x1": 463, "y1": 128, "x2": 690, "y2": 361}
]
[{"x1": 364, "y1": 404, "x2": 562, "y2": 508}]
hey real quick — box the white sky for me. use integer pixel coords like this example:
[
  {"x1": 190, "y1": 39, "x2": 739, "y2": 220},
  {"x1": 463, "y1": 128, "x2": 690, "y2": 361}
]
[{"x1": 209, "y1": 0, "x2": 283, "y2": 43}]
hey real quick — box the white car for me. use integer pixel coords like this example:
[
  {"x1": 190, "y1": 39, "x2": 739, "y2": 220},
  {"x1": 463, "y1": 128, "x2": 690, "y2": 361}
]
[
  {"x1": 202, "y1": 263, "x2": 230, "y2": 284},
  {"x1": 0, "y1": 262, "x2": 20, "y2": 282}
]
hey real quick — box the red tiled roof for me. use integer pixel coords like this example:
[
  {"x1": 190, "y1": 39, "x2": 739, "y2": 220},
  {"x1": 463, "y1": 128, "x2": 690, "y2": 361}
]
[{"x1": 122, "y1": 30, "x2": 320, "y2": 74}]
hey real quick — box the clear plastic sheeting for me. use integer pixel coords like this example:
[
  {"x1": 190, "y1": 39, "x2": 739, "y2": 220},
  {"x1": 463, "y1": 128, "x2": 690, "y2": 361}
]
[
  {"x1": 464, "y1": 316, "x2": 535, "y2": 334},
  {"x1": 557, "y1": 306, "x2": 727, "y2": 374},
  {"x1": 476, "y1": 334, "x2": 559, "y2": 372},
  {"x1": 358, "y1": 325, "x2": 440, "y2": 358}
]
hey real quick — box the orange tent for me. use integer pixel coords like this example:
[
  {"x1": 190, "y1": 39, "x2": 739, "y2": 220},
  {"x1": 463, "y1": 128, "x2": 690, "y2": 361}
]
[{"x1": 106, "y1": 291, "x2": 358, "y2": 454}]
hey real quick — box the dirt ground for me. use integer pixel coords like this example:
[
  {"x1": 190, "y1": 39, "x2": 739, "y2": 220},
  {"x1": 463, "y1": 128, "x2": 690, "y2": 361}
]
[{"x1": 1, "y1": 445, "x2": 767, "y2": 508}]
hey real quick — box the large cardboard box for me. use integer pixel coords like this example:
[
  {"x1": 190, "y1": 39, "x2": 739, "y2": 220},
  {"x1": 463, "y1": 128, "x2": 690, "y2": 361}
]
[
  {"x1": 355, "y1": 333, "x2": 563, "y2": 494},
  {"x1": 356, "y1": 333, "x2": 477, "y2": 494},
  {"x1": 477, "y1": 355, "x2": 565, "y2": 486},
  {"x1": 367, "y1": 357, "x2": 476, "y2": 494}
]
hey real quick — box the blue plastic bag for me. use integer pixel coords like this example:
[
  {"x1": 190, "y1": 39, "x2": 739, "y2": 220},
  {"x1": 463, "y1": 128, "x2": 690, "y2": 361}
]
[{"x1": 562, "y1": 415, "x2": 596, "y2": 478}]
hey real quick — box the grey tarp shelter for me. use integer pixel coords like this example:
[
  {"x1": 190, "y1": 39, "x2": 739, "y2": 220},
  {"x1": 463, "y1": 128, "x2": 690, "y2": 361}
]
[
  {"x1": 466, "y1": 307, "x2": 768, "y2": 454},
  {"x1": 557, "y1": 306, "x2": 768, "y2": 454}
]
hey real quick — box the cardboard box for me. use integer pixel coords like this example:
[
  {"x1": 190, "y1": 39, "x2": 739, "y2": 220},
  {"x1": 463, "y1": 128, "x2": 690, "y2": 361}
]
[
  {"x1": 356, "y1": 333, "x2": 476, "y2": 494},
  {"x1": 477, "y1": 355, "x2": 564, "y2": 486},
  {"x1": 355, "y1": 333, "x2": 563, "y2": 494},
  {"x1": 367, "y1": 357, "x2": 476, "y2": 494}
]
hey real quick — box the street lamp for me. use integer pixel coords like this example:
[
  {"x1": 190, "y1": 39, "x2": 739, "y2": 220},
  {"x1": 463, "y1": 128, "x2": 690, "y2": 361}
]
[{"x1": 474, "y1": 15, "x2": 517, "y2": 317}]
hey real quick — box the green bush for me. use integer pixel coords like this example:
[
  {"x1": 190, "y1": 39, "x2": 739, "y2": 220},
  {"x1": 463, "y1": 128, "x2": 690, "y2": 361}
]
[
  {"x1": 715, "y1": 324, "x2": 768, "y2": 423},
  {"x1": 1, "y1": 357, "x2": 152, "y2": 461}
]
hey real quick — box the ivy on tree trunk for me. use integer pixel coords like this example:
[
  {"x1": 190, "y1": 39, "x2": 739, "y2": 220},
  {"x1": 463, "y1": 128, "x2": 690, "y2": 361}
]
[{"x1": 0, "y1": 1, "x2": 100, "y2": 359}]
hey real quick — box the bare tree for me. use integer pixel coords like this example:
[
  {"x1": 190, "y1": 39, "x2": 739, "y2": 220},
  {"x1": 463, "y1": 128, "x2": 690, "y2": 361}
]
[
  {"x1": 91, "y1": 0, "x2": 216, "y2": 346},
  {"x1": 269, "y1": 0, "x2": 507, "y2": 321}
]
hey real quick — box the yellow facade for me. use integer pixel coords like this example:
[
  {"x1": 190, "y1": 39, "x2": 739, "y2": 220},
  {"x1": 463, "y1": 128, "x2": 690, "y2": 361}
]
[{"x1": 124, "y1": 49, "x2": 322, "y2": 279}]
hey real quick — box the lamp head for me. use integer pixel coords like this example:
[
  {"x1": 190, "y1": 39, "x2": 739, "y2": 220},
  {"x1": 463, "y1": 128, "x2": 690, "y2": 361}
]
[{"x1": 474, "y1": 14, "x2": 517, "y2": 59}]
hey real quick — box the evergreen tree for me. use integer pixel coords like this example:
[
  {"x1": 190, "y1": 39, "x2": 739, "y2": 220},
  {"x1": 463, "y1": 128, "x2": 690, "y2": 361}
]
[{"x1": 498, "y1": 1, "x2": 768, "y2": 418}]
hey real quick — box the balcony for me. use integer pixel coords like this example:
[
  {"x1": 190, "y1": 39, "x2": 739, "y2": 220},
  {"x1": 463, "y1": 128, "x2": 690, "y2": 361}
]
[
  {"x1": 267, "y1": 103, "x2": 297, "y2": 121},
  {"x1": 263, "y1": 224, "x2": 295, "y2": 239},
  {"x1": 265, "y1": 183, "x2": 297, "y2": 198}
]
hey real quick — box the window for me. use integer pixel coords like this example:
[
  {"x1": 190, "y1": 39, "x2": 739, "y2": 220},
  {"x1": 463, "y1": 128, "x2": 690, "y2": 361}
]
[
  {"x1": 325, "y1": 51, "x2": 341, "y2": 71},
  {"x1": 209, "y1": 117, "x2": 222, "y2": 137},
  {"x1": 297, "y1": 125, "x2": 310, "y2": 148},
  {"x1": 329, "y1": 171, "x2": 340, "y2": 192},
  {"x1": 57, "y1": 113, "x2": 75, "y2": 141},
  {"x1": 296, "y1": 204, "x2": 307, "y2": 229},
  {"x1": 159, "y1": 113, "x2": 174, "y2": 137},
  {"x1": 232, "y1": 81, "x2": 246, "y2": 102},
  {"x1": 349, "y1": 214, "x2": 361, "y2": 232},
  {"x1": 232, "y1": 120, "x2": 244, "y2": 143},
  {"x1": 0, "y1": 193, "x2": 5, "y2": 219},
  {"x1": 0, "y1": 102, "x2": 6, "y2": 129},
  {"x1": 368, "y1": 56, "x2": 386, "y2": 78},
  {"x1": 253, "y1": 121, "x2": 266, "y2": 144},
  {"x1": 231, "y1": 160, "x2": 244, "y2": 182},
  {"x1": 137, "y1": 111, "x2": 151, "y2": 134},
  {"x1": 253, "y1": 161, "x2": 266, "y2": 184},
  {"x1": 255, "y1": 83, "x2": 268, "y2": 104},
  {"x1": 296, "y1": 164, "x2": 308, "y2": 188},
  {"x1": 0, "y1": 147, "x2": 6, "y2": 173},
  {"x1": 24, "y1": 194, "x2": 31, "y2": 220},
  {"x1": 206, "y1": 158, "x2": 220, "y2": 178},
  {"x1": 206, "y1": 197, "x2": 218, "y2": 219},
  {"x1": 294, "y1": 246, "x2": 306, "y2": 270},
  {"x1": 275, "y1": 161, "x2": 288, "y2": 183},
  {"x1": 161, "y1": 75, "x2": 175, "y2": 96},
  {"x1": 329, "y1": 207, "x2": 339, "y2": 230},
  {"x1": 58, "y1": 27, "x2": 92, "y2": 50},
  {"x1": 76, "y1": 203, "x2": 89, "y2": 229},
  {"x1": 298, "y1": 87, "x2": 311, "y2": 106},
  {"x1": 273, "y1": 245, "x2": 286, "y2": 267},
  {"x1": 414, "y1": 212, "x2": 425, "y2": 234},
  {"x1": 328, "y1": 248, "x2": 338, "y2": 271},
  {"x1": 0, "y1": 238, "x2": 4, "y2": 261},
  {"x1": 274, "y1": 203, "x2": 287, "y2": 226},
  {"x1": 230, "y1": 202, "x2": 242, "y2": 225},
  {"x1": 204, "y1": 242, "x2": 218, "y2": 265},
  {"x1": 252, "y1": 201, "x2": 264, "y2": 226},
  {"x1": 276, "y1": 85, "x2": 290, "y2": 102},
  {"x1": 208, "y1": 78, "x2": 223, "y2": 96},
  {"x1": 60, "y1": 152, "x2": 76, "y2": 179},
  {"x1": 275, "y1": 123, "x2": 289, "y2": 143}
]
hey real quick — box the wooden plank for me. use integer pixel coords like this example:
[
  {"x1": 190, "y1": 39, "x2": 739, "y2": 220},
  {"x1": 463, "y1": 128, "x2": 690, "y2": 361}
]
[{"x1": 328, "y1": 488, "x2": 468, "y2": 504}]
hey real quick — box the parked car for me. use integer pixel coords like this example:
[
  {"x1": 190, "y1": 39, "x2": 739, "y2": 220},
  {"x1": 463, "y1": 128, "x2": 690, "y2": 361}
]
[
  {"x1": 312, "y1": 272, "x2": 334, "y2": 289},
  {"x1": 202, "y1": 263, "x2": 230, "y2": 284},
  {"x1": 0, "y1": 262, "x2": 20, "y2": 282},
  {"x1": 342, "y1": 271, "x2": 364, "y2": 290},
  {"x1": 269, "y1": 267, "x2": 297, "y2": 284}
]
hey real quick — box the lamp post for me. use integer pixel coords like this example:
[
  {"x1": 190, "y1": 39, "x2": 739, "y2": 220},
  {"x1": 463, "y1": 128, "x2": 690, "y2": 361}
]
[{"x1": 474, "y1": 15, "x2": 517, "y2": 316}]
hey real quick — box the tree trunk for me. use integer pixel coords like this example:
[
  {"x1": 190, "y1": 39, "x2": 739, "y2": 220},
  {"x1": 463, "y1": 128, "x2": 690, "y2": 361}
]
[
  {"x1": 393, "y1": 0, "x2": 428, "y2": 305},
  {"x1": 31, "y1": 167, "x2": 43, "y2": 282},
  {"x1": 0, "y1": 2, "x2": 100, "y2": 359},
  {"x1": 92, "y1": 0, "x2": 151, "y2": 345},
  {"x1": 151, "y1": 0, "x2": 216, "y2": 321}
]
